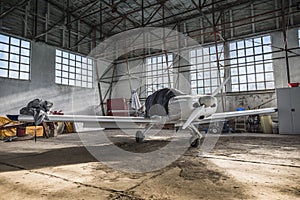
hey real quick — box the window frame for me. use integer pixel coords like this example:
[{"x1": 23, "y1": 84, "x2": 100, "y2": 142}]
[
  {"x1": 0, "y1": 34, "x2": 31, "y2": 80},
  {"x1": 190, "y1": 44, "x2": 225, "y2": 95},
  {"x1": 145, "y1": 54, "x2": 173, "y2": 96},
  {"x1": 55, "y1": 49, "x2": 93, "y2": 88},
  {"x1": 229, "y1": 35, "x2": 274, "y2": 92}
]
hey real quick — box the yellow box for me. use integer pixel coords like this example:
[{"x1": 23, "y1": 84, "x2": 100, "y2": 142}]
[{"x1": 26, "y1": 126, "x2": 44, "y2": 137}]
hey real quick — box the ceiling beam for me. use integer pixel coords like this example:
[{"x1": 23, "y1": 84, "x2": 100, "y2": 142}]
[{"x1": 0, "y1": 0, "x2": 30, "y2": 19}]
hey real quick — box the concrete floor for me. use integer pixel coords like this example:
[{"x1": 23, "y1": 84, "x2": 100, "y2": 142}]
[{"x1": 0, "y1": 131, "x2": 299, "y2": 200}]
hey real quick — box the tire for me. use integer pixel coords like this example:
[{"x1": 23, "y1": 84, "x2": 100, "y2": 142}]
[
  {"x1": 190, "y1": 138, "x2": 200, "y2": 148},
  {"x1": 136, "y1": 131, "x2": 145, "y2": 143}
]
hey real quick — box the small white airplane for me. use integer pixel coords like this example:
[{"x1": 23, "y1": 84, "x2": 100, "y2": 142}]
[{"x1": 17, "y1": 79, "x2": 277, "y2": 147}]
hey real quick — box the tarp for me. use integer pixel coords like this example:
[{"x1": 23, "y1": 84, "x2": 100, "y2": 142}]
[
  {"x1": 20, "y1": 99, "x2": 53, "y2": 125},
  {"x1": 0, "y1": 117, "x2": 17, "y2": 138},
  {"x1": 145, "y1": 88, "x2": 184, "y2": 118}
]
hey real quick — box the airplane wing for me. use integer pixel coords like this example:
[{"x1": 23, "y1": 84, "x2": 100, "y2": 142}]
[
  {"x1": 17, "y1": 115, "x2": 159, "y2": 129},
  {"x1": 195, "y1": 107, "x2": 278, "y2": 124}
]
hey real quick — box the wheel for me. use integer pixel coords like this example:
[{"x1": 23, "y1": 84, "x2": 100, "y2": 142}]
[
  {"x1": 136, "y1": 131, "x2": 145, "y2": 143},
  {"x1": 190, "y1": 138, "x2": 200, "y2": 148},
  {"x1": 209, "y1": 126, "x2": 220, "y2": 134}
]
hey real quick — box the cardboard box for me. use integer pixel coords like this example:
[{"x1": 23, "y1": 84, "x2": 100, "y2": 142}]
[{"x1": 26, "y1": 126, "x2": 44, "y2": 137}]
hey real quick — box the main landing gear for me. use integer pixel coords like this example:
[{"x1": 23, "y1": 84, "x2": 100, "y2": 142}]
[{"x1": 135, "y1": 123, "x2": 203, "y2": 148}]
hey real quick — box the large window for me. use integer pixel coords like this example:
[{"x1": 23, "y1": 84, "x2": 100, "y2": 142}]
[
  {"x1": 55, "y1": 49, "x2": 93, "y2": 88},
  {"x1": 190, "y1": 45, "x2": 224, "y2": 94},
  {"x1": 0, "y1": 34, "x2": 31, "y2": 80},
  {"x1": 229, "y1": 35, "x2": 274, "y2": 92},
  {"x1": 145, "y1": 54, "x2": 173, "y2": 96}
]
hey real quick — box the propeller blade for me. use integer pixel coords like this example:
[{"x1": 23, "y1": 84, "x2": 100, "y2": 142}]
[
  {"x1": 182, "y1": 105, "x2": 205, "y2": 129},
  {"x1": 211, "y1": 77, "x2": 230, "y2": 97}
]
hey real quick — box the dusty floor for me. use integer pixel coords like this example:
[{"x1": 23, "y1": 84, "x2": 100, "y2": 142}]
[{"x1": 0, "y1": 130, "x2": 299, "y2": 200}]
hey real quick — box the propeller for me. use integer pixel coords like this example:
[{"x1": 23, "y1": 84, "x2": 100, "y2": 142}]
[
  {"x1": 211, "y1": 77, "x2": 230, "y2": 97},
  {"x1": 182, "y1": 77, "x2": 230, "y2": 129},
  {"x1": 182, "y1": 105, "x2": 205, "y2": 129}
]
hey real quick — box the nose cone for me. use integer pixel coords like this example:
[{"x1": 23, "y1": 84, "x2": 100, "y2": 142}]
[{"x1": 199, "y1": 96, "x2": 217, "y2": 108}]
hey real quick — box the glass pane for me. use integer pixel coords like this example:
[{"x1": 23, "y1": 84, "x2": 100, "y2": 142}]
[
  {"x1": 63, "y1": 52, "x2": 69, "y2": 58},
  {"x1": 10, "y1": 62, "x2": 19, "y2": 70},
  {"x1": 10, "y1": 54, "x2": 19, "y2": 62},
  {"x1": 254, "y1": 38, "x2": 261, "y2": 46},
  {"x1": 70, "y1": 53, "x2": 75, "y2": 60},
  {"x1": 257, "y1": 82, "x2": 265, "y2": 90},
  {"x1": 0, "y1": 60, "x2": 8, "y2": 69},
  {"x1": 248, "y1": 83, "x2": 256, "y2": 91},
  {"x1": 70, "y1": 60, "x2": 75, "y2": 66},
  {"x1": 256, "y1": 64, "x2": 264, "y2": 73},
  {"x1": 265, "y1": 63, "x2": 273, "y2": 71},
  {"x1": 56, "y1": 57, "x2": 62, "y2": 63},
  {"x1": 62, "y1": 65, "x2": 68, "y2": 71},
  {"x1": 204, "y1": 79, "x2": 210, "y2": 86},
  {"x1": 62, "y1": 71, "x2": 68, "y2": 78},
  {"x1": 0, "y1": 34, "x2": 9, "y2": 43},
  {"x1": 0, "y1": 52, "x2": 8, "y2": 60},
  {"x1": 239, "y1": 67, "x2": 246, "y2": 75},
  {"x1": 69, "y1": 73, "x2": 75, "y2": 79},
  {"x1": 20, "y1": 64, "x2": 29, "y2": 72},
  {"x1": 237, "y1": 41, "x2": 244, "y2": 49},
  {"x1": 240, "y1": 84, "x2": 247, "y2": 91},
  {"x1": 197, "y1": 57, "x2": 203, "y2": 63},
  {"x1": 266, "y1": 82, "x2": 274, "y2": 89},
  {"x1": 238, "y1": 49, "x2": 245, "y2": 57},
  {"x1": 240, "y1": 75, "x2": 247, "y2": 83},
  {"x1": 0, "y1": 69, "x2": 8, "y2": 77},
  {"x1": 231, "y1": 68, "x2": 238, "y2": 76},
  {"x1": 190, "y1": 50, "x2": 196, "y2": 57},
  {"x1": 263, "y1": 36, "x2": 271, "y2": 44},
  {"x1": 21, "y1": 41, "x2": 30, "y2": 48},
  {"x1": 0, "y1": 43, "x2": 9, "y2": 52},
  {"x1": 69, "y1": 79, "x2": 75, "y2": 86},
  {"x1": 55, "y1": 70, "x2": 61, "y2": 77},
  {"x1": 245, "y1": 39, "x2": 253, "y2": 48},
  {"x1": 56, "y1": 50, "x2": 62, "y2": 56},
  {"x1": 11, "y1": 38, "x2": 20, "y2": 46},
  {"x1": 265, "y1": 72, "x2": 274, "y2": 81},
  {"x1": 263, "y1": 45, "x2": 272, "y2": 53},
  {"x1": 205, "y1": 87, "x2": 211, "y2": 94},
  {"x1": 56, "y1": 77, "x2": 61, "y2": 84},
  {"x1": 191, "y1": 73, "x2": 196, "y2": 80},
  {"x1": 11, "y1": 46, "x2": 20, "y2": 54},
  {"x1": 256, "y1": 73, "x2": 264, "y2": 82},
  {"x1": 198, "y1": 80, "x2": 203, "y2": 87},
  {"x1": 230, "y1": 42, "x2": 236, "y2": 50},
  {"x1": 197, "y1": 49, "x2": 202, "y2": 56},
  {"x1": 232, "y1": 84, "x2": 239, "y2": 92},
  {"x1": 62, "y1": 78, "x2": 68, "y2": 85},
  {"x1": 230, "y1": 51, "x2": 236, "y2": 58},
  {"x1": 21, "y1": 48, "x2": 30, "y2": 56},
  {"x1": 76, "y1": 55, "x2": 81, "y2": 61},
  {"x1": 198, "y1": 88, "x2": 204, "y2": 94},
  {"x1": 9, "y1": 70, "x2": 19, "y2": 79},
  {"x1": 56, "y1": 63, "x2": 61, "y2": 70},
  {"x1": 248, "y1": 74, "x2": 255, "y2": 82},
  {"x1": 248, "y1": 65, "x2": 255, "y2": 73},
  {"x1": 21, "y1": 56, "x2": 29, "y2": 64},
  {"x1": 204, "y1": 71, "x2": 210, "y2": 78},
  {"x1": 246, "y1": 48, "x2": 253, "y2": 56},
  {"x1": 63, "y1": 58, "x2": 68, "y2": 65},
  {"x1": 246, "y1": 56, "x2": 254, "y2": 63},
  {"x1": 20, "y1": 72, "x2": 29, "y2": 80}
]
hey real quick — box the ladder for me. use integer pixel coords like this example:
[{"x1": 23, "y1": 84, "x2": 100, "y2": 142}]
[{"x1": 235, "y1": 116, "x2": 247, "y2": 132}]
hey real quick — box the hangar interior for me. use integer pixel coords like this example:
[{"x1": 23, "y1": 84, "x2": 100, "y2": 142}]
[{"x1": 0, "y1": 0, "x2": 300, "y2": 200}]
